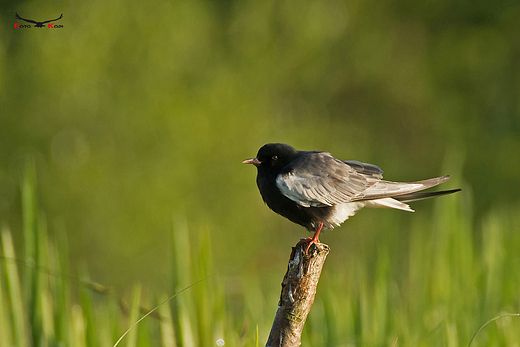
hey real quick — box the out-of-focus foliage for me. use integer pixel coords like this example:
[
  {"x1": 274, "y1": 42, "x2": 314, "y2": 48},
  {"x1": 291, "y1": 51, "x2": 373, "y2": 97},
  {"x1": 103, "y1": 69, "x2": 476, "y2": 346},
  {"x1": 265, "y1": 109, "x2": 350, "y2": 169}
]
[
  {"x1": 1, "y1": 0, "x2": 519, "y2": 295},
  {"x1": 1, "y1": 172, "x2": 520, "y2": 346}
]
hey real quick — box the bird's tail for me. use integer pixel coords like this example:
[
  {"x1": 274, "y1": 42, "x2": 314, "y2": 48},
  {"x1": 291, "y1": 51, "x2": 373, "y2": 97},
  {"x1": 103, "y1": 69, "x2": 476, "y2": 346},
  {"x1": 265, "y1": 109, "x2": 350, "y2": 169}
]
[
  {"x1": 393, "y1": 188, "x2": 461, "y2": 203},
  {"x1": 366, "y1": 188, "x2": 460, "y2": 212}
]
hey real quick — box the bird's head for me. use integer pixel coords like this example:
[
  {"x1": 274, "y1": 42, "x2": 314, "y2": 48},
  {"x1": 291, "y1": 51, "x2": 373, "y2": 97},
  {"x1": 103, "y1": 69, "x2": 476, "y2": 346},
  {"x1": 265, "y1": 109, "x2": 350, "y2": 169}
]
[{"x1": 242, "y1": 143, "x2": 299, "y2": 170}]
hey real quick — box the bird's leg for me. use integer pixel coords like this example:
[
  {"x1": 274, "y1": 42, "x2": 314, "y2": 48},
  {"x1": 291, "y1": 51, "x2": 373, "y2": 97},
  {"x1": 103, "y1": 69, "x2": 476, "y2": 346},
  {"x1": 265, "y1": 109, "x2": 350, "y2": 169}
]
[{"x1": 298, "y1": 222, "x2": 323, "y2": 254}]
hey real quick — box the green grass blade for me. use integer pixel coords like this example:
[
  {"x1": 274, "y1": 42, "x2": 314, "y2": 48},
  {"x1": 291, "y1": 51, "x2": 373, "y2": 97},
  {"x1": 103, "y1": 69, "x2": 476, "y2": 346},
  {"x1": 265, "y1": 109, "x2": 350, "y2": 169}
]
[
  {"x1": 21, "y1": 160, "x2": 39, "y2": 343},
  {"x1": 126, "y1": 283, "x2": 142, "y2": 347},
  {"x1": 468, "y1": 313, "x2": 520, "y2": 347},
  {"x1": 1, "y1": 226, "x2": 30, "y2": 347},
  {"x1": 52, "y1": 219, "x2": 71, "y2": 345},
  {"x1": 0, "y1": 242, "x2": 13, "y2": 347},
  {"x1": 170, "y1": 216, "x2": 195, "y2": 347},
  {"x1": 71, "y1": 304, "x2": 87, "y2": 347},
  {"x1": 79, "y1": 266, "x2": 98, "y2": 347},
  {"x1": 158, "y1": 294, "x2": 177, "y2": 347}
]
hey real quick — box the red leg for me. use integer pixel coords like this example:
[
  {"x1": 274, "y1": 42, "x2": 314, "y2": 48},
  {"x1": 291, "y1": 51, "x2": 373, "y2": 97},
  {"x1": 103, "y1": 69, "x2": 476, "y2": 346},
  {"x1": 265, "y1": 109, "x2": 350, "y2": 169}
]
[{"x1": 297, "y1": 222, "x2": 323, "y2": 254}]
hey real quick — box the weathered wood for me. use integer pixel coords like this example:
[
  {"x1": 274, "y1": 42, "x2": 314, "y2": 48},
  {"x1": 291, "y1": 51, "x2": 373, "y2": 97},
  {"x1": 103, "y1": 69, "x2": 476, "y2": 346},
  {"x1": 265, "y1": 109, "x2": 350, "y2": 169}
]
[{"x1": 266, "y1": 242, "x2": 330, "y2": 347}]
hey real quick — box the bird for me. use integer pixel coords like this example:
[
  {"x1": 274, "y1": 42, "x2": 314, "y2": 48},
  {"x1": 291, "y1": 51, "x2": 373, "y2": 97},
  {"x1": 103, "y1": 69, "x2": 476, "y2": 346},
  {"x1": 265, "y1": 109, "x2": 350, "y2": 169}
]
[
  {"x1": 243, "y1": 143, "x2": 460, "y2": 253},
  {"x1": 15, "y1": 13, "x2": 63, "y2": 28}
]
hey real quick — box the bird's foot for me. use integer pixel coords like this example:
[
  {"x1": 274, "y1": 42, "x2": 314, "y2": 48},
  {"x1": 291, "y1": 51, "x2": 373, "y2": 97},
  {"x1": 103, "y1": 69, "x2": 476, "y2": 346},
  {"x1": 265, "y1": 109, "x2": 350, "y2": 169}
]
[
  {"x1": 297, "y1": 237, "x2": 320, "y2": 254},
  {"x1": 297, "y1": 222, "x2": 323, "y2": 254}
]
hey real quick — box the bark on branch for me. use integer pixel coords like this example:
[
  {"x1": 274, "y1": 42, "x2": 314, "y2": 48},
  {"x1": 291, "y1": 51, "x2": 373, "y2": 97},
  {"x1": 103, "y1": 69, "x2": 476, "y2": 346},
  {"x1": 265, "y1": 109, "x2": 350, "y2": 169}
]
[{"x1": 266, "y1": 242, "x2": 330, "y2": 347}]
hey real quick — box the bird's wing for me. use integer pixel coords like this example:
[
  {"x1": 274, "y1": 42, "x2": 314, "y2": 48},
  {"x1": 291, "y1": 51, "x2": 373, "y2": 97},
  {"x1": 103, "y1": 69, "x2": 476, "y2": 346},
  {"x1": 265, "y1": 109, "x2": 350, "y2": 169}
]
[
  {"x1": 15, "y1": 13, "x2": 38, "y2": 24},
  {"x1": 351, "y1": 176, "x2": 452, "y2": 201},
  {"x1": 276, "y1": 152, "x2": 374, "y2": 207},
  {"x1": 343, "y1": 160, "x2": 383, "y2": 179},
  {"x1": 40, "y1": 14, "x2": 63, "y2": 24}
]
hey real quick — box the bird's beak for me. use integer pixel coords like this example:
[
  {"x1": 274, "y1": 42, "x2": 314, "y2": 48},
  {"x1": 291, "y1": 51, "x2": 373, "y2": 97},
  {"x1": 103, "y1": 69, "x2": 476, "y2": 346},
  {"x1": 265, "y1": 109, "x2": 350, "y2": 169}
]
[{"x1": 242, "y1": 158, "x2": 261, "y2": 167}]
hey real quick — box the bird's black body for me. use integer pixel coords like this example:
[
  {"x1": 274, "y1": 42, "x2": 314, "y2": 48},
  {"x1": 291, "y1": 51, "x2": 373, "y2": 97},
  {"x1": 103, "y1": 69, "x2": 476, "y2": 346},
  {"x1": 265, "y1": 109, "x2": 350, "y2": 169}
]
[
  {"x1": 254, "y1": 144, "x2": 334, "y2": 231},
  {"x1": 243, "y1": 143, "x2": 460, "y2": 244}
]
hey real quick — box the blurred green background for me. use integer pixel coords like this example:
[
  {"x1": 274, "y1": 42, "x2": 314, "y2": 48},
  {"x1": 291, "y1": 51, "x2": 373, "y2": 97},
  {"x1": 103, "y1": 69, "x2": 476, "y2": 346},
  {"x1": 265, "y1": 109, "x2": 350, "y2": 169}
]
[{"x1": 1, "y1": 0, "x2": 520, "y2": 343}]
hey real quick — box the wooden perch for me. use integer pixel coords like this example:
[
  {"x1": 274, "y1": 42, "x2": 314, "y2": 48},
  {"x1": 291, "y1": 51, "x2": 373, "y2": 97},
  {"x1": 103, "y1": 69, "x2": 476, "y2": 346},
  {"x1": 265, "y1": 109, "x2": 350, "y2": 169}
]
[{"x1": 266, "y1": 242, "x2": 330, "y2": 347}]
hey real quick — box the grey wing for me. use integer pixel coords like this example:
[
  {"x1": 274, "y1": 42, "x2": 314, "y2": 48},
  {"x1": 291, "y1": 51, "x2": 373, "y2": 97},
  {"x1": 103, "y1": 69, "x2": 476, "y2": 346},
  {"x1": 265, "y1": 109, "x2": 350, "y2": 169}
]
[
  {"x1": 352, "y1": 175, "x2": 452, "y2": 201},
  {"x1": 275, "y1": 152, "x2": 373, "y2": 207},
  {"x1": 344, "y1": 160, "x2": 383, "y2": 179}
]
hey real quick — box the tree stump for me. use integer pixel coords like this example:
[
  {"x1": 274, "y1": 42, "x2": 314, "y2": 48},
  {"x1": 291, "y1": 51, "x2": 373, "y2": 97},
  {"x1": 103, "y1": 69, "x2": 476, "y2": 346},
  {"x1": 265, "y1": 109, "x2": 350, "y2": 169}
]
[{"x1": 266, "y1": 242, "x2": 330, "y2": 347}]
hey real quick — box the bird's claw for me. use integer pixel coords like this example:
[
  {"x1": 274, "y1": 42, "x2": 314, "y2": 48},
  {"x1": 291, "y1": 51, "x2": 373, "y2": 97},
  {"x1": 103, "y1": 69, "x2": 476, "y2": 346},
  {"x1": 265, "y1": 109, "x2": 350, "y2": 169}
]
[{"x1": 297, "y1": 237, "x2": 318, "y2": 255}]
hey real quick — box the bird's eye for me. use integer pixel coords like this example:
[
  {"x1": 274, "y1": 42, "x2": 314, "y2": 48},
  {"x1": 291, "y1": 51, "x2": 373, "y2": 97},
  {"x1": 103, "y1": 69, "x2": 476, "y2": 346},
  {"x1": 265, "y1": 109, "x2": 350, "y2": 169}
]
[{"x1": 272, "y1": 155, "x2": 278, "y2": 161}]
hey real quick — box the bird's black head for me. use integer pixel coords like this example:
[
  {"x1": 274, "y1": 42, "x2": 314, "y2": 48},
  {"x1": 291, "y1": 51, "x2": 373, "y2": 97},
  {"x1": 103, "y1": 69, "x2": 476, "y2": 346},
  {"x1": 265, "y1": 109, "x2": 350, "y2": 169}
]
[{"x1": 242, "y1": 143, "x2": 299, "y2": 170}]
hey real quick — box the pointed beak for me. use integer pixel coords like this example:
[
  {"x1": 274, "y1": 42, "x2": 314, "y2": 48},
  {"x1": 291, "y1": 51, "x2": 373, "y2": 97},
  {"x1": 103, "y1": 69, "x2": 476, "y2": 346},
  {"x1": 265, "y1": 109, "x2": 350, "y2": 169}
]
[{"x1": 242, "y1": 158, "x2": 261, "y2": 167}]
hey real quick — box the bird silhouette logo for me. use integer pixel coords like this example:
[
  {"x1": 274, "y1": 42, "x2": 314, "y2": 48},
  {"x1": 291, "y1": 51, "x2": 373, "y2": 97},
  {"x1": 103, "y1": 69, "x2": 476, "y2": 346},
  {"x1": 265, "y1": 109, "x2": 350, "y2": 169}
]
[{"x1": 15, "y1": 13, "x2": 63, "y2": 28}]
